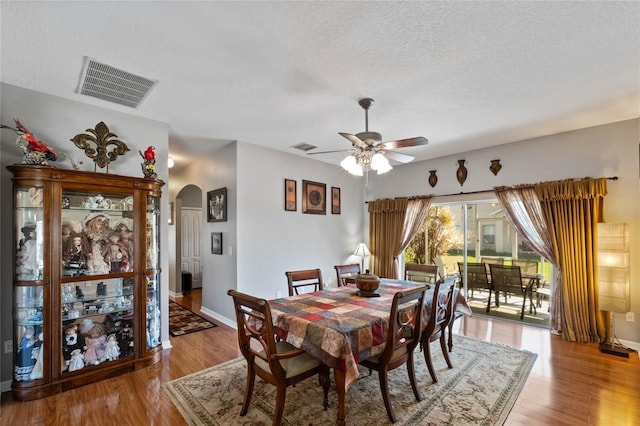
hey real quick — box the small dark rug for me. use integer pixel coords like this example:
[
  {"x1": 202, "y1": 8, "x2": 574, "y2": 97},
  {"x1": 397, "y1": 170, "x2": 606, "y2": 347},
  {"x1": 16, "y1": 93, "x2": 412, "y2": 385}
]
[{"x1": 169, "y1": 301, "x2": 216, "y2": 336}]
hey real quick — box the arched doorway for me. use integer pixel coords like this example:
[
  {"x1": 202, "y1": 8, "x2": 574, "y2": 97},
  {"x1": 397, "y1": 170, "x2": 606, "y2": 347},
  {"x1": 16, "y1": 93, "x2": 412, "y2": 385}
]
[{"x1": 175, "y1": 184, "x2": 203, "y2": 294}]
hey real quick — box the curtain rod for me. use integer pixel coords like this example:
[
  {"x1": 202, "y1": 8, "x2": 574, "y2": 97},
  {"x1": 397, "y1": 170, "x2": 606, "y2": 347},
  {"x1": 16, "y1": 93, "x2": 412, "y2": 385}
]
[{"x1": 364, "y1": 176, "x2": 618, "y2": 203}]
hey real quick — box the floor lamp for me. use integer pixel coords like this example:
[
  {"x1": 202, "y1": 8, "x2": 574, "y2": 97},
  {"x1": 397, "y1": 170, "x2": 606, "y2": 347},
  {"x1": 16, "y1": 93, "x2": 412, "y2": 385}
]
[
  {"x1": 354, "y1": 243, "x2": 371, "y2": 273},
  {"x1": 597, "y1": 223, "x2": 632, "y2": 357}
]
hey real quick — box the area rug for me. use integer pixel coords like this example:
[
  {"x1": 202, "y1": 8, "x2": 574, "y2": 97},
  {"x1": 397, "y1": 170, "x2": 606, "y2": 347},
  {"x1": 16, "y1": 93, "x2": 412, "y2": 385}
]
[
  {"x1": 163, "y1": 335, "x2": 537, "y2": 425},
  {"x1": 169, "y1": 301, "x2": 217, "y2": 336}
]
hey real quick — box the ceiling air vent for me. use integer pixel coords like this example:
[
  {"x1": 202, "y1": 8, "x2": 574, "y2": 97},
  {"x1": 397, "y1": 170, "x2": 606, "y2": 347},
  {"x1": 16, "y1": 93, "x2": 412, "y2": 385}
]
[
  {"x1": 291, "y1": 142, "x2": 317, "y2": 152},
  {"x1": 76, "y1": 57, "x2": 158, "y2": 108}
]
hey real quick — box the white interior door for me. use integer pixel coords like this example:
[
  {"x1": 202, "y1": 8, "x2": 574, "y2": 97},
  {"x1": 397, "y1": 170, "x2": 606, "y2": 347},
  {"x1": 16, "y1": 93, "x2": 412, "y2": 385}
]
[{"x1": 181, "y1": 207, "x2": 202, "y2": 289}]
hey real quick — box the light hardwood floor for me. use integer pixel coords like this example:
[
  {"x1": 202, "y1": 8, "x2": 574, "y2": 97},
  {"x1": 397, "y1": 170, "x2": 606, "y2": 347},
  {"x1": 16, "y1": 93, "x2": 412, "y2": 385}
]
[{"x1": 2, "y1": 289, "x2": 639, "y2": 425}]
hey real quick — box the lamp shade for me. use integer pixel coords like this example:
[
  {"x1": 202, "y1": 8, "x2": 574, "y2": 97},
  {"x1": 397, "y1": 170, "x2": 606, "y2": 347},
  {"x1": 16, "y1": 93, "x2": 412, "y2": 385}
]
[
  {"x1": 354, "y1": 243, "x2": 371, "y2": 257},
  {"x1": 597, "y1": 223, "x2": 630, "y2": 313}
]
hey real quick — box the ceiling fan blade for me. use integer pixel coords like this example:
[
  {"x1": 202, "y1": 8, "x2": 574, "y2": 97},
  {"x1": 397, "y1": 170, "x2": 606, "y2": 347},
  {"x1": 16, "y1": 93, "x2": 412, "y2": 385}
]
[
  {"x1": 339, "y1": 132, "x2": 368, "y2": 149},
  {"x1": 384, "y1": 150, "x2": 415, "y2": 164},
  {"x1": 307, "y1": 149, "x2": 352, "y2": 155},
  {"x1": 379, "y1": 136, "x2": 428, "y2": 150}
]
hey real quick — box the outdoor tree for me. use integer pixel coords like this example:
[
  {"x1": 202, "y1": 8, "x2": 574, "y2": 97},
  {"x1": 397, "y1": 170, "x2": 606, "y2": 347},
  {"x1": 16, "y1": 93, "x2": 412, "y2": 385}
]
[{"x1": 406, "y1": 206, "x2": 462, "y2": 264}]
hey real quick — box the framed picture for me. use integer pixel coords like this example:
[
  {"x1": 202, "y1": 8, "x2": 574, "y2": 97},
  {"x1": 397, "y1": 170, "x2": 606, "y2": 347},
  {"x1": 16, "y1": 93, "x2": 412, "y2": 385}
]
[
  {"x1": 331, "y1": 187, "x2": 341, "y2": 214},
  {"x1": 211, "y1": 232, "x2": 222, "y2": 255},
  {"x1": 302, "y1": 180, "x2": 326, "y2": 215},
  {"x1": 284, "y1": 179, "x2": 297, "y2": 211},
  {"x1": 207, "y1": 187, "x2": 227, "y2": 222}
]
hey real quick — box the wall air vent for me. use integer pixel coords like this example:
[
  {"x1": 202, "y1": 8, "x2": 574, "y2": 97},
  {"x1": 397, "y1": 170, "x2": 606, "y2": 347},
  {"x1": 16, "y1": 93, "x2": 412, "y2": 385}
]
[{"x1": 76, "y1": 57, "x2": 158, "y2": 108}]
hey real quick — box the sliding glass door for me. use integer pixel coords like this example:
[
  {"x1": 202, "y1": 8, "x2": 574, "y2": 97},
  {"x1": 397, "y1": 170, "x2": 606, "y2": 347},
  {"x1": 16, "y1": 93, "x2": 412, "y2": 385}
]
[{"x1": 406, "y1": 199, "x2": 552, "y2": 326}]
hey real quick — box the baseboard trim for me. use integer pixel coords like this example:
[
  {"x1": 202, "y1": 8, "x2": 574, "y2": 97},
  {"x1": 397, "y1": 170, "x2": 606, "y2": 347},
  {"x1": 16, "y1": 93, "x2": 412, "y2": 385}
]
[{"x1": 200, "y1": 306, "x2": 235, "y2": 329}]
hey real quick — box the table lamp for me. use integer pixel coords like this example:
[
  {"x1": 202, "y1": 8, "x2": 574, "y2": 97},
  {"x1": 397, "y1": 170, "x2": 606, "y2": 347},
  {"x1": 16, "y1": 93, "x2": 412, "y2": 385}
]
[{"x1": 354, "y1": 243, "x2": 371, "y2": 273}]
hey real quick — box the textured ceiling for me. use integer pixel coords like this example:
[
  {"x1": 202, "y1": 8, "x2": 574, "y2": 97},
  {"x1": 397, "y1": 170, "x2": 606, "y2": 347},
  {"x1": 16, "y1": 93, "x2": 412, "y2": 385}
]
[{"x1": 1, "y1": 2, "x2": 639, "y2": 170}]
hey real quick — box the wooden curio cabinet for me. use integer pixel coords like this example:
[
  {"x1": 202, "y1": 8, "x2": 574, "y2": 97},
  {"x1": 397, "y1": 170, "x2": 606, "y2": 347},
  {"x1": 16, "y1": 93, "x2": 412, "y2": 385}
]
[{"x1": 8, "y1": 164, "x2": 164, "y2": 401}]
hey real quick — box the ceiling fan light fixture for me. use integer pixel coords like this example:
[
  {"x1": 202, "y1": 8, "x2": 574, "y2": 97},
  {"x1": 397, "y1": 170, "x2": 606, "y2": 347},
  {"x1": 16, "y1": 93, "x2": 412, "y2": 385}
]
[
  {"x1": 350, "y1": 164, "x2": 364, "y2": 176},
  {"x1": 375, "y1": 161, "x2": 393, "y2": 175},
  {"x1": 340, "y1": 154, "x2": 357, "y2": 170},
  {"x1": 370, "y1": 153, "x2": 388, "y2": 170},
  {"x1": 340, "y1": 154, "x2": 363, "y2": 176}
]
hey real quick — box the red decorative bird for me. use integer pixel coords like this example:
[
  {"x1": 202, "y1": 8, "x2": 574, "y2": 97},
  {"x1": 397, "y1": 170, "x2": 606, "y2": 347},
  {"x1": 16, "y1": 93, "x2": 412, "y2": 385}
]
[
  {"x1": 142, "y1": 146, "x2": 156, "y2": 162},
  {"x1": 1, "y1": 118, "x2": 57, "y2": 161}
]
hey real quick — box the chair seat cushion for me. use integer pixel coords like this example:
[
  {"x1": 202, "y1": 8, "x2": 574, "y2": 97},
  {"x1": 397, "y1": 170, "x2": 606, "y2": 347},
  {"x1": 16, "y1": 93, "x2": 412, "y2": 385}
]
[
  {"x1": 363, "y1": 345, "x2": 408, "y2": 366},
  {"x1": 255, "y1": 341, "x2": 321, "y2": 378}
]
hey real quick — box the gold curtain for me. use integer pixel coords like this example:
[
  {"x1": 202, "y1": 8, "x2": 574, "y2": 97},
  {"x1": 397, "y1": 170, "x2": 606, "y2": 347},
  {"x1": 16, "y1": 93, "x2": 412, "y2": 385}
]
[
  {"x1": 368, "y1": 198, "x2": 408, "y2": 278},
  {"x1": 534, "y1": 177, "x2": 608, "y2": 342}
]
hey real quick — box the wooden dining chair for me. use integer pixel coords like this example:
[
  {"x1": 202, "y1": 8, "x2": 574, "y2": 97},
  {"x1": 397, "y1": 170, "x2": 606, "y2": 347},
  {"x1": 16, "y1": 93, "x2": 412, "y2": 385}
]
[
  {"x1": 404, "y1": 263, "x2": 438, "y2": 284},
  {"x1": 227, "y1": 289, "x2": 330, "y2": 426},
  {"x1": 334, "y1": 263, "x2": 360, "y2": 287},
  {"x1": 285, "y1": 268, "x2": 323, "y2": 296},
  {"x1": 420, "y1": 276, "x2": 457, "y2": 383},
  {"x1": 359, "y1": 284, "x2": 428, "y2": 423}
]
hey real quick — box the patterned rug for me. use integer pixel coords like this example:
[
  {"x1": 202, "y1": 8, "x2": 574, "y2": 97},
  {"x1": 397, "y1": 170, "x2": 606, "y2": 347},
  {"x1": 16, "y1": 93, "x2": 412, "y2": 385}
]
[
  {"x1": 169, "y1": 301, "x2": 216, "y2": 336},
  {"x1": 163, "y1": 335, "x2": 537, "y2": 425}
]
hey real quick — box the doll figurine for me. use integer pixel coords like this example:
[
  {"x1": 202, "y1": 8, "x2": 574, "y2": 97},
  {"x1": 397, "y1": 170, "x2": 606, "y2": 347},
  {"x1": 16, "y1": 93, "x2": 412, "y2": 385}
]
[
  {"x1": 101, "y1": 231, "x2": 129, "y2": 273},
  {"x1": 83, "y1": 213, "x2": 111, "y2": 274},
  {"x1": 83, "y1": 324, "x2": 106, "y2": 365},
  {"x1": 16, "y1": 326, "x2": 36, "y2": 367},
  {"x1": 62, "y1": 324, "x2": 86, "y2": 368},
  {"x1": 68, "y1": 349, "x2": 85, "y2": 372},
  {"x1": 16, "y1": 224, "x2": 39, "y2": 280},
  {"x1": 103, "y1": 334, "x2": 120, "y2": 361},
  {"x1": 63, "y1": 233, "x2": 90, "y2": 269},
  {"x1": 118, "y1": 320, "x2": 135, "y2": 358},
  {"x1": 29, "y1": 332, "x2": 44, "y2": 380}
]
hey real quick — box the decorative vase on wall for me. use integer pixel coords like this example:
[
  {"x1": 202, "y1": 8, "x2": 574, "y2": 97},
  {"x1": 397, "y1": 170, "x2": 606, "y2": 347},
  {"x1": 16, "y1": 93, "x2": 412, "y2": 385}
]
[
  {"x1": 490, "y1": 159, "x2": 502, "y2": 176},
  {"x1": 428, "y1": 170, "x2": 438, "y2": 188},
  {"x1": 456, "y1": 160, "x2": 467, "y2": 186}
]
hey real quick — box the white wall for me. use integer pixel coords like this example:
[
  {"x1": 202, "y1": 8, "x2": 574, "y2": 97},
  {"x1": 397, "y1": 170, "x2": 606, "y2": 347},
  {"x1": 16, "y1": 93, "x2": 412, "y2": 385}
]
[
  {"x1": 169, "y1": 141, "x2": 365, "y2": 325},
  {"x1": 236, "y1": 142, "x2": 365, "y2": 298},
  {"x1": 0, "y1": 83, "x2": 170, "y2": 384},
  {"x1": 370, "y1": 118, "x2": 640, "y2": 344}
]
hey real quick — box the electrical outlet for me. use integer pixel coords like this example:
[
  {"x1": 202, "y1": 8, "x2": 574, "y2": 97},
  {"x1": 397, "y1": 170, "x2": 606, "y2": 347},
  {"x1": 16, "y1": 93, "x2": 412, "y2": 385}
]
[
  {"x1": 626, "y1": 312, "x2": 635, "y2": 322},
  {"x1": 276, "y1": 291, "x2": 282, "y2": 299},
  {"x1": 4, "y1": 340, "x2": 13, "y2": 354}
]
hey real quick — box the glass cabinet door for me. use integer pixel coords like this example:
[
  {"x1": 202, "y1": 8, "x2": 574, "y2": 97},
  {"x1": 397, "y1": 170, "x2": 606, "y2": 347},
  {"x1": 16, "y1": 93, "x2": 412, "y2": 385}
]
[
  {"x1": 146, "y1": 195, "x2": 160, "y2": 270},
  {"x1": 14, "y1": 285, "x2": 44, "y2": 382},
  {"x1": 145, "y1": 195, "x2": 161, "y2": 349},
  {"x1": 59, "y1": 190, "x2": 136, "y2": 374},
  {"x1": 145, "y1": 273, "x2": 161, "y2": 349},
  {"x1": 14, "y1": 185, "x2": 45, "y2": 382},
  {"x1": 15, "y1": 186, "x2": 44, "y2": 282}
]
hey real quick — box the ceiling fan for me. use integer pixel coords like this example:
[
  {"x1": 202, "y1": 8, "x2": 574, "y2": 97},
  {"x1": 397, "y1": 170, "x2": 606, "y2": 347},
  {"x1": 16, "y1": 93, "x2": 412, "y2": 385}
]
[{"x1": 308, "y1": 98, "x2": 428, "y2": 175}]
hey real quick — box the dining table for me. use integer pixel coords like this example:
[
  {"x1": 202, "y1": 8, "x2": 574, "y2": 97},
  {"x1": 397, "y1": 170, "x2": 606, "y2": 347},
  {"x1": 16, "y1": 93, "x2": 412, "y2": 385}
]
[{"x1": 268, "y1": 278, "x2": 471, "y2": 425}]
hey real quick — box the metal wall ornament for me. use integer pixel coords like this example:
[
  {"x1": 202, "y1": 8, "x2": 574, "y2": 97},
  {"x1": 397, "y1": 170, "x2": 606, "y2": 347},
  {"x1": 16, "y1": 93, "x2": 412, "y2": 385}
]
[
  {"x1": 490, "y1": 159, "x2": 502, "y2": 176},
  {"x1": 428, "y1": 170, "x2": 438, "y2": 188},
  {"x1": 70, "y1": 122, "x2": 130, "y2": 172},
  {"x1": 456, "y1": 159, "x2": 467, "y2": 186}
]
